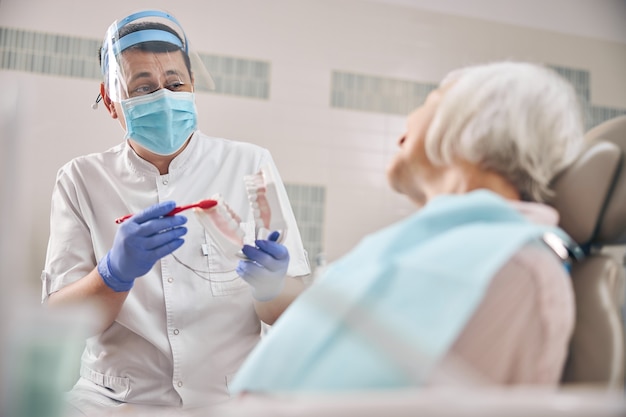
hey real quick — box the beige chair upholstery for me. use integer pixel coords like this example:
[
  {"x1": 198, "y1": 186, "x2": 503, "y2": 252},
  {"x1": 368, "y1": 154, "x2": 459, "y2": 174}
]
[{"x1": 551, "y1": 115, "x2": 626, "y2": 388}]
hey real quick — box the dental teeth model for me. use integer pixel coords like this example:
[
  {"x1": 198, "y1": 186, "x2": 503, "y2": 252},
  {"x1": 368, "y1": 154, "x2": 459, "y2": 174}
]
[
  {"x1": 194, "y1": 166, "x2": 289, "y2": 258},
  {"x1": 193, "y1": 194, "x2": 247, "y2": 259}
]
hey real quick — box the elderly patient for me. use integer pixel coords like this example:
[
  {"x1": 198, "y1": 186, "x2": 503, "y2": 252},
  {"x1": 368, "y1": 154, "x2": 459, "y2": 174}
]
[{"x1": 230, "y1": 61, "x2": 585, "y2": 393}]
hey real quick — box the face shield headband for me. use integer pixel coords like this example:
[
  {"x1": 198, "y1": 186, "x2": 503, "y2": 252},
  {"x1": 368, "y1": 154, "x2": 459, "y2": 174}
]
[{"x1": 100, "y1": 9, "x2": 188, "y2": 76}]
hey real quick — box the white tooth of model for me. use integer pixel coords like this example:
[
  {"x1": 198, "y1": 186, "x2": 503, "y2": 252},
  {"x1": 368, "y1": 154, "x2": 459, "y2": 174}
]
[{"x1": 193, "y1": 194, "x2": 246, "y2": 259}]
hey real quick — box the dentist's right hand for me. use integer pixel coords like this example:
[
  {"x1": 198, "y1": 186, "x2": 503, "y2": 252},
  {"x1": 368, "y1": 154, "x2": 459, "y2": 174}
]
[{"x1": 98, "y1": 201, "x2": 188, "y2": 292}]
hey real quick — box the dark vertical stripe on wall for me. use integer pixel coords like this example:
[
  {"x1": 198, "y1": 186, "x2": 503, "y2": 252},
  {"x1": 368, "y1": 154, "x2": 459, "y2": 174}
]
[
  {"x1": 197, "y1": 54, "x2": 270, "y2": 98},
  {"x1": 284, "y1": 184, "x2": 326, "y2": 271},
  {"x1": 0, "y1": 27, "x2": 101, "y2": 79},
  {"x1": 546, "y1": 65, "x2": 626, "y2": 130},
  {"x1": 330, "y1": 70, "x2": 437, "y2": 116}
]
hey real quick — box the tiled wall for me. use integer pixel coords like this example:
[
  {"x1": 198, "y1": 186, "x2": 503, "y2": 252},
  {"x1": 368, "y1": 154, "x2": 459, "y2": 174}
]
[
  {"x1": 4, "y1": 23, "x2": 620, "y2": 130},
  {"x1": 284, "y1": 184, "x2": 326, "y2": 271},
  {"x1": 0, "y1": 27, "x2": 101, "y2": 79},
  {"x1": 330, "y1": 71, "x2": 437, "y2": 116},
  {"x1": 197, "y1": 54, "x2": 270, "y2": 99},
  {"x1": 549, "y1": 65, "x2": 626, "y2": 130},
  {"x1": 331, "y1": 66, "x2": 626, "y2": 131},
  {"x1": 0, "y1": 27, "x2": 271, "y2": 100},
  {"x1": 2, "y1": 25, "x2": 626, "y2": 275}
]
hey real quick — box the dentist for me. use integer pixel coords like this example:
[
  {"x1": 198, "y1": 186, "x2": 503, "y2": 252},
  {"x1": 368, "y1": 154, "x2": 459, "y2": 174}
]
[{"x1": 41, "y1": 9, "x2": 310, "y2": 414}]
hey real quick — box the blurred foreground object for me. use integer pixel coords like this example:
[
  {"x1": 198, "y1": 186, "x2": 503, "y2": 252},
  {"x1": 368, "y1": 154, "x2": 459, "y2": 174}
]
[
  {"x1": 3, "y1": 302, "x2": 95, "y2": 417},
  {"x1": 83, "y1": 386, "x2": 626, "y2": 417}
]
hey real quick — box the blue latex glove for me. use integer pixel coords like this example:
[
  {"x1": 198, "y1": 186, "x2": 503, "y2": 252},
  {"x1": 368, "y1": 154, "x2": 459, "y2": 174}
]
[
  {"x1": 98, "y1": 201, "x2": 188, "y2": 292},
  {"x1": 237, "y1": 231, "x2": 289, "y2": 301}
]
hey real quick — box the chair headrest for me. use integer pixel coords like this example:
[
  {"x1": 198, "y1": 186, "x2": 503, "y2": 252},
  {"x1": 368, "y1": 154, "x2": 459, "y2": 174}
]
[{"x1": 551, "y1": 115, "x2": 626, "y2": 247}]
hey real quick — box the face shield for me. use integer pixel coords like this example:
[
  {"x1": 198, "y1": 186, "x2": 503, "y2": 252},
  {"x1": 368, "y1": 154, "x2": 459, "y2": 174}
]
[
  {"x1": 97, "y1": 10, "x2": 215, "y2": 155},
  {"x1": 99, "y1": 9, "x2": 214, "y2": 103}
]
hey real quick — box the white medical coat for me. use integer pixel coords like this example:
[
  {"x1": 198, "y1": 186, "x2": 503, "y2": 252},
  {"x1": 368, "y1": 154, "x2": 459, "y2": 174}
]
[{"x1": 41, "y1": 131, "x2": 310, "y2": 407}]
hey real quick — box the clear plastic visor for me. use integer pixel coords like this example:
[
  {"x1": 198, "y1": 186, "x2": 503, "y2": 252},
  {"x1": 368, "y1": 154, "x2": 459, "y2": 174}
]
[{"x1": 100, "y1": 9, "x2": 214, "y2": 102}]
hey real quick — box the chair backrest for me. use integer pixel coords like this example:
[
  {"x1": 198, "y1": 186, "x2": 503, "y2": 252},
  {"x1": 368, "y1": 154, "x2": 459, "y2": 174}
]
[{"x1": 551, "y1": 115, "x2": 626, "y2": 388}]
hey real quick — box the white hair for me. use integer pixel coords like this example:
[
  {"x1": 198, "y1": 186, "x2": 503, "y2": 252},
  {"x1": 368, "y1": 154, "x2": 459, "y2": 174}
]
[{"x1": 425, "y1": 61, "x2": 585, "y2": 202}]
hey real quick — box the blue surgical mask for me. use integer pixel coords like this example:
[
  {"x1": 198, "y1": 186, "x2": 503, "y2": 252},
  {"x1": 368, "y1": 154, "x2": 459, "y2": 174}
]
[{"x1": 121, "y1": 89, "x2": 198, "y2": 156}]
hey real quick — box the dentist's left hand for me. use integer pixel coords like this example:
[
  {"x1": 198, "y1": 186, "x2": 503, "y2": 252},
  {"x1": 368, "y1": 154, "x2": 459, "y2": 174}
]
[{"x1": 237, "y1": 231, "x2": 289, "y2": 301}]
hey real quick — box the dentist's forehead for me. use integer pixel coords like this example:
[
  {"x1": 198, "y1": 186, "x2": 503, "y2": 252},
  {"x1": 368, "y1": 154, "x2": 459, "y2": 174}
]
[{"x1": 119, "y1": 50, "x2": 190, "y2": 80}]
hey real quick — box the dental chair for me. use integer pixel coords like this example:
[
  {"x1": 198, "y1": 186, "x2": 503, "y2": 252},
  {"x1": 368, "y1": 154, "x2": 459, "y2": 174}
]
[{"x1": 551, "y1": 115, "x2": 626, "y2": 388}]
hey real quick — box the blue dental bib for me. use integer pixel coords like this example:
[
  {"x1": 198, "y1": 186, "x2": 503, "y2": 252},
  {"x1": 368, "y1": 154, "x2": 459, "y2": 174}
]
[{"x1": 230, "y1": 190, "x2": 573, "y2": 393}]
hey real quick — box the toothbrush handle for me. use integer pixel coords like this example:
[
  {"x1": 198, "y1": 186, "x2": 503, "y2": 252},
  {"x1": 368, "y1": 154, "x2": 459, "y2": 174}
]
[
  {"x1": 168, "y1": 204, "x2": 196, "y2": 216},
  {"x1": 114, "y1": 214, "x2": 134, "y2": 224},
  {"x1": 115, "y1": 203, "x2": 201, "y2": 224}
]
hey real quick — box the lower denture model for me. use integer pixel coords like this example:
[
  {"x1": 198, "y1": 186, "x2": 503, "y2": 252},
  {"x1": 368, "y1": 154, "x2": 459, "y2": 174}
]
[
  {"x1": 193, "y1": 194, "x2": 247, "y2": 258},
  {"x1": 193, "y1": 166, "x2": 288, "y2": 258}
]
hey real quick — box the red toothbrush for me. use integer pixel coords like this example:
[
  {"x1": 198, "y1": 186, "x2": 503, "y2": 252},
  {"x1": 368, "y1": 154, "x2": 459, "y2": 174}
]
[{"x1": 114, "y1": 199, "x2": 218, "y2": 224}]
